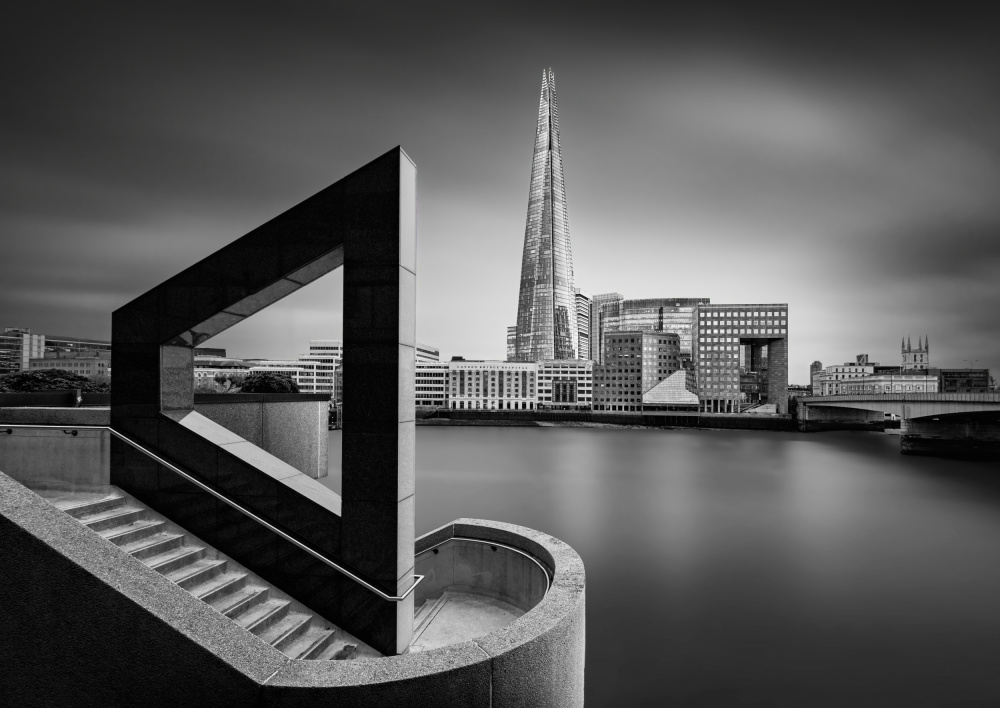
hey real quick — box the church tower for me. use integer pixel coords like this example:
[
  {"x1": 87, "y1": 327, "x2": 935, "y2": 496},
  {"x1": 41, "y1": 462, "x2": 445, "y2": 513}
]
[{"x1": 902, "y1": 335, "x2": 930, "y2": 370}]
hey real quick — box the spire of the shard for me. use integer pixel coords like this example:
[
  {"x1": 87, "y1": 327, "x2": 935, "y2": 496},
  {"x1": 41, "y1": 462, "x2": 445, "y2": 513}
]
[{"x1": 513, "y1": 68, "x2": 577, "y2": 361}]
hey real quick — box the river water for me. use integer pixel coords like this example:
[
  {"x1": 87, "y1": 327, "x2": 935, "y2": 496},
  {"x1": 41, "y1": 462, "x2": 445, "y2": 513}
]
[{"x1": 326, "y1": 427, "x2": 1000, "y2": 707}]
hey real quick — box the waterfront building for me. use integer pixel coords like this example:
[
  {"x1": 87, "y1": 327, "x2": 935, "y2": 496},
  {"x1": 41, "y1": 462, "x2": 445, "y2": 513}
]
[
  {"x1": 415, "y1": 361, "x2": 449, "y2": 407},
  {"x1": 810, "y1": 361, "x2": 823, "y2": 395},
  {"x1": 815, "y1": 355, "x2": 876, "y2": 396},
  {"x1": 588, "y1": 292, "x2": 623, "y2": 363},
  {"x1": 574, "y1": 289, "x2": 591, "y2": 362},
  {"x1": 840, "y1": 372, "x2": 939, "y2": 395},
  {"x1": 537, "y1": 359, "x2": 592, "y2": 410},
  {"x1": 416, "y1": 342, "x2": 440, "y2": 363},
  {"x1": 1, "y1": 328, "x2": 110, "y2": 375},
  {"x1": 448, "y1": 360, "x2": 537, "y2": 410},
  {"x1": 937, "y1": 368, "x2": 991, "y2": 393},
  {"x1": 244, "y1": 359, "x2": 311, "y2": 389},
  {"x1": 513, "y1": 69, "x2": 578, "y2": 361},
  {"x1": 593, "y1": 331, "x2": 683, "y2": 411},
  {"x1": 598, "y1": 297, "x2": 709, "y2": 366},
  {"x1": 643, "y1": 369, "x2": 700, "y2": 410},
  {"x1": 295, "y1": 339, "x2": 342, "y2": 395},
  {"x1": 29, "y1": 350, "x2": 111, "y2": 379},
  {"x1": 0, "y1": 328, "x2": 45, "y2": 375},
  {"x1": 695, "y1": 303, "x2": 789, "y2": 413},
  {"x1": 902, "y1": 335, "x2": 930, "y2": 370}
]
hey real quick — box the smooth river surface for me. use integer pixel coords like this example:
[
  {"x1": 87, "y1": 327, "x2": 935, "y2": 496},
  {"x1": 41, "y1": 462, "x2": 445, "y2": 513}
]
[{"x1": 326, "y1": 427, "x2": 1000, "y2": 707}]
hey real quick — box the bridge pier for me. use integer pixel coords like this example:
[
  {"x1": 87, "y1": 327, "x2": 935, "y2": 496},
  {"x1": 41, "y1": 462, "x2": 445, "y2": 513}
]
[
  {"x1": 796, "y1": 403, "x2": 885, "y2": 433},
  {"x1": 902, "y1": 415, "x2": 1000, "y2": 458}
]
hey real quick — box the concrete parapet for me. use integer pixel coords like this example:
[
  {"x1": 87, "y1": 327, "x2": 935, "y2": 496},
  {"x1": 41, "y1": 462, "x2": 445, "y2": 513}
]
[
  {"x1": 194, "y1": 394, "x2": 330, "y2": 479},
  {"x1": 0, "y1": 475, "x2": 586, "y2": 708},
  {"x1": 0, "y1": 408, "x2": 111, "y2": 490}
]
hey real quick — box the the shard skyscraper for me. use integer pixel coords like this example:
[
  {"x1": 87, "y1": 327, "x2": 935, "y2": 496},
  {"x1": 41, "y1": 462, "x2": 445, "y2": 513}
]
[{"x1": 513, "y1": 68, "x2": 578, "y2": 361}]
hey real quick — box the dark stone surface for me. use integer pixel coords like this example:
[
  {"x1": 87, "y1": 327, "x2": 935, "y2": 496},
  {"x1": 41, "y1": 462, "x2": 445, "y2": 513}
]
[{"x1": 111, "y1": 147, "x2": 416, "y2": 655}]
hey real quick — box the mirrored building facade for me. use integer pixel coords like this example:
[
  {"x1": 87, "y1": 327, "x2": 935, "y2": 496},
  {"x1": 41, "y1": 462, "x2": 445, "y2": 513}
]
[{"x1": 513, "y1": 68, "x2": 578, "y2": 361}]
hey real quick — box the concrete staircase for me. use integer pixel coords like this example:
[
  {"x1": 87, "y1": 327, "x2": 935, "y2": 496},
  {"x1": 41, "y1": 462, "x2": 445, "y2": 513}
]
[{"x1": 42, "y1": 488, "x2": 360, "y2": 661}]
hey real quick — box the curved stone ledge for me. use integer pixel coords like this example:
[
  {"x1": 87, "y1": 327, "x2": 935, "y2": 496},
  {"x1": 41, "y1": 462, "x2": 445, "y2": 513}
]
[
  {"x1": 263, "y1": 518, "x2": 586, "y2": 707},
  {"x1": 0, "y1": 479, "x2": 585, "y2": 708}
]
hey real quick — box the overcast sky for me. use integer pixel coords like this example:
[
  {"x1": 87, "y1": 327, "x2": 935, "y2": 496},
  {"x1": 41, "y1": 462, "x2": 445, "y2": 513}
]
[{"x1": 2, "y1": 3, "x2": 998, "y2": 383}]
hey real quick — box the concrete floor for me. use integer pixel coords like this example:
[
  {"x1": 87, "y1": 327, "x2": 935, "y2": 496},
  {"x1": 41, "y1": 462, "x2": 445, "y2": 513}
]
[{"x1": 409, "y1": 591, "x2": 524, "y2": 652}]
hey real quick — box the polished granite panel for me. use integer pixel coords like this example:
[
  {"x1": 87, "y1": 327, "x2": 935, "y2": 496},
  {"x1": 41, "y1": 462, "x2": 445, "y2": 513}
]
[{"x1": 111, "y1": 147, "x2": 414, "y2": 656}]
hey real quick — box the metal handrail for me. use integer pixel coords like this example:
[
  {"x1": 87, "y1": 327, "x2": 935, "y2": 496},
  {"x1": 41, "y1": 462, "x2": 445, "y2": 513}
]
[{"x1": 1, "y1": 423, "x2": 423, "y2": 602}]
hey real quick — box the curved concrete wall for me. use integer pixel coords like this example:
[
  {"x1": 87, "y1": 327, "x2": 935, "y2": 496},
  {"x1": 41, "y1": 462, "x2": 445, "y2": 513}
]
[{"x1": 0, "y1": 474, "x2": 585, "y2": 708}]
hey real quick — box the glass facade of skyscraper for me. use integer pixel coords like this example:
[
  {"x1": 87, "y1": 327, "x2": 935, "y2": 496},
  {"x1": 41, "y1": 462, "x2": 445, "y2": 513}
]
[
  {"x1": 594, "y1": 297, "x2": 709, "y2": 365},
  {"x1": 514, "y1": 69, "x2": 578, "y2": 361}
]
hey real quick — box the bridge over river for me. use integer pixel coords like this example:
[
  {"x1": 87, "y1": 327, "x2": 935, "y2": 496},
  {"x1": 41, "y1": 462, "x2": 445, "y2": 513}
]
[{"x1": 798, "y1": 393, "x2": 1000, "y2": 456}]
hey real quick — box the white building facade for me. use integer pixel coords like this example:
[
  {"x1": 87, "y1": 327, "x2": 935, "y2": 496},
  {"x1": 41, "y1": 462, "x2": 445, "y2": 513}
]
[
  {"x1": 537, "y1": 359, "x2": 592, "y2": 410},
  {"x1": 448, "y1": 360, "x2": 537, "y2": 411}
]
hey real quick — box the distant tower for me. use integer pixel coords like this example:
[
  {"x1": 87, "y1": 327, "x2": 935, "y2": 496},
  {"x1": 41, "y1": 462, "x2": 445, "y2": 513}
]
[
  {"x1": 513, "y1": 68, "x2": 577, "y2": 361},
  {"x1": 902, "y1": 335, "x2": 930, "y2": 370}
]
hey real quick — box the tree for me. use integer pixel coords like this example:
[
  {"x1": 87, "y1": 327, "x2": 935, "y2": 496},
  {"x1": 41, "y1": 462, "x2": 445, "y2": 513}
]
[
  {"x1": 0, "y1": 369, "x2": 109, "y2": 393},
  {"x1": 239, "y1": 371, "x2": 299, "y2": 394},
  {"x1": 214, "y1": 372, "x2": 246, "y2": 392}
]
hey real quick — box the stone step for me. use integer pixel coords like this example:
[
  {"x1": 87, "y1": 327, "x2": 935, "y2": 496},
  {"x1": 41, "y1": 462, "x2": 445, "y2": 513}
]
[
  {"x1": 283, "y1": 626, "x2": 338, "y2": 660},
  {"x1": 215, "y1": 585, "x2": 269, "y2": 618},
  {"x1": 190, "y1": 572, "x2": 248, "y2": 604},
  {"x1": 239, "y1": 599, "x2": 291, "y2": 636},
  {"x1": 315, "y1": 640, "x2": 359, "y2": 661},
  {"x1": 82, "y1": 507, "x2": 145, "y2": 532},
  {"x1": 62, "y1": 495, "x2": 126, "y2": 518},
  {"x1": 101, "y1": 519, "x2": 166, "y2": 546},
  {"x1": 145, "y1": 545, "x2": 206, "y2": 575},
  {"x1": 170, "y1": 558, "x2": 228, "y2": 590},
  {"x1": 122, "y1": 533, "x2": 185, "y2": 561},
  {"x1": 261, "y1": 612, "x2": 312, "y2": 649},
  {"x1": 40, "y1": 485, "x2": 367, "y2": 661}
]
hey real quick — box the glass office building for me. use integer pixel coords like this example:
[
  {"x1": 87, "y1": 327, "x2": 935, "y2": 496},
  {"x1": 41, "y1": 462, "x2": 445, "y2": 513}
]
[
  {"x1": 513, "y1": 68, "x2": 578, "y2": 361},
  {"x1": 593, "y1": 297, "x2": 709, "y2": 365}
]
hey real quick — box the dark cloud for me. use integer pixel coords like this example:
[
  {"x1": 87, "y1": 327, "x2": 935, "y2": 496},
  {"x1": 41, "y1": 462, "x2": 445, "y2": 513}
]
[{"x1": 1, "y1": 2, "x2": 999, "y2": 378}]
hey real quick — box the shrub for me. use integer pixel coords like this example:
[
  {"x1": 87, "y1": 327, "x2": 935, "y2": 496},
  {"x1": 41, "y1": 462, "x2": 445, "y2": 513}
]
[
  {"x1": 0, "y1": 369, "x2": 109, "y2": 393},
  {"x1": 239, "y1": 372, "x2": 299, "y2": 394}
]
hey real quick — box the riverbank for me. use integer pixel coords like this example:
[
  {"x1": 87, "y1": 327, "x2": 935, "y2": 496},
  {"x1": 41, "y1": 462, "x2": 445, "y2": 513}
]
[{"x1": 416, "y1": 409, "x2": 797, "y2": 432}]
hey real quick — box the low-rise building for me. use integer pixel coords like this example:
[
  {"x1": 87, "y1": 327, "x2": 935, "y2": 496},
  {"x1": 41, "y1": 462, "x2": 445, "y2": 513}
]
[
  {"x1": 937, "y1": 368, "x2": 990, "y2": 393},
  {"x1": 815, "y1": 355, "x2": 877, "y2": 396},
  {"x1": 447, "y1": 360, "x2": 537, "y2": 411},
  {"x1": 416, "y1": 361, "x2": 449, "y2": 408},
  {"x1": 28, "y1": 350, "x2": 111, "y2": 379},
  {"x1": 840, "y1": 372, "x2": 939, "y2": 395},
  {"x1": 537, "y1": 360, "x2": 592, "y2": 410}
]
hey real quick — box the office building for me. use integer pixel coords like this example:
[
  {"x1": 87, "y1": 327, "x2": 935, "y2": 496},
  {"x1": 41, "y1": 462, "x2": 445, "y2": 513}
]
[
  {"x1": 416, "y1": 361, "x2": 449, "y2": 407},
  {"x1": 588, "y1": 292, "x2": 623, "y2": 363},
  {"x1": 810, "y1": 361, "x2": 823, "y2": 395},
  {"x1": 695, "y1": 303, "x2": 789, "y2": 413},
  {"x1": 840, "y1": 372, "x2": 939, "y2": 395},
  {"x1": 1, "y1": 328, "x2": 45, "y2": 375},
  {"x1": 937, "y1": 368, "x2": 991, "y2": 393},
  {"x1": 593, "y1": 331, "x2": 683, "y2": 411},
  {"x1": 29, "y1": 350, "x2": 111, "y2": 379},
  {"x1": 1, "y1": 328, "x2": 110, "y2": 375},
  {"x1": 416, "y1": 343, "x2": 440, "y2": 363},
  {"x1": 506, "y1": 326, "x2": 517, "y2": 362},
  {"x1": 596, "y1": 297, "x2": 709, "y2": 366},
  {"x1": 513, "y1": 69, "x2": 578, "y2": 361},
  {"x1": 537, "y1": 359, "x2": 592, "y2": 410},
  {"x1": 815, "y1": 355, "x2": 877, "y2": 396},
  {"x1": 574, "y1": 289, "x2": 591, "y2": 362},
  {"x1": 448, "y1": 360, "x2": 537, "y2": 410}
]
